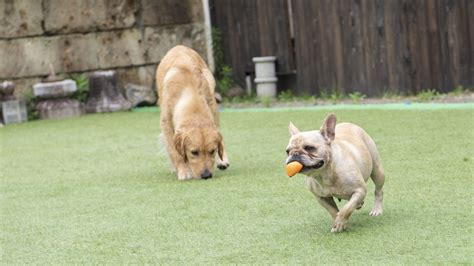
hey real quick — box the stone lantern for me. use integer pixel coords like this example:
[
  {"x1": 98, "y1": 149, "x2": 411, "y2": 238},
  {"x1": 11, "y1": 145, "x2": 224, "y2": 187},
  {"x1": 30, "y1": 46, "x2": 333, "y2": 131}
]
[
  {"x1": 33, "y1": 79, "x2": 81, "y2": 120},
  {"x1": 0, "y1": 81, "x2": 28, "y2": 125},
  {"x1": 85, "y1": 71, "x2": 131, "y2": 113}
]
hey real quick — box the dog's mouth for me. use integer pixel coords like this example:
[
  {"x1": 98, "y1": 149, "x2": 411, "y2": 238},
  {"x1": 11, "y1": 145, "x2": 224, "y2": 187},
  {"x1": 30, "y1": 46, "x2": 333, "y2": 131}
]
[
  {"x1": 301, "y1": 160, "x2": 324, "y2": 172},
  {"x1": 288, "y1": 157, "x2": 325, "y2": 173}
]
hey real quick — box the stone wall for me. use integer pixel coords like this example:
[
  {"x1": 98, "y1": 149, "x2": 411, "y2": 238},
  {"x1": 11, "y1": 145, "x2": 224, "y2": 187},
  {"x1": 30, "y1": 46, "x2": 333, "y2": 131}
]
[{"x1": 0, "y1": 0, "x2": 208, "y2": 98}]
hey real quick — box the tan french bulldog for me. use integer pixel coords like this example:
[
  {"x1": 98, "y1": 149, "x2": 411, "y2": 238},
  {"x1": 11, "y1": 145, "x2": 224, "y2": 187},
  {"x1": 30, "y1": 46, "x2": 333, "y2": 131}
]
[{"x1": 285, "y1": 113, "x2": 385, "y2": 233}]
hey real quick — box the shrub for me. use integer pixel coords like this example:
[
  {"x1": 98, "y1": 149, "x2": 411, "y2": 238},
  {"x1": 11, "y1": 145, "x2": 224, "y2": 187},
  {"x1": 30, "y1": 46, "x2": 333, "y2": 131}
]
[
  {"x1": 70, "y1": 74, "x2": 89, "y2": 102},
  {"x1": 417, "y1": 89, "x2": 439, "y2": 102},
  {"x1": 348, "y1": 91, "x2": 366, "y2": 104}
]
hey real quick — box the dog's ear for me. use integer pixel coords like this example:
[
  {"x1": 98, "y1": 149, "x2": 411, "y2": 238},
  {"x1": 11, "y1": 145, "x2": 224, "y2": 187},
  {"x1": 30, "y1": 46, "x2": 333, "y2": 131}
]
[
  {"x1": 289, "y1": 122, "x2": 300, "y2": 136},
  {"x1": 320, "y1": 113, "x2": 337, "y2": 142},
  {"x1": 217, "y1": 133, "x2": 224, "y2": 161},
  {"x1": 174, "y1": 131, "x2": 188, "y2": 162}
]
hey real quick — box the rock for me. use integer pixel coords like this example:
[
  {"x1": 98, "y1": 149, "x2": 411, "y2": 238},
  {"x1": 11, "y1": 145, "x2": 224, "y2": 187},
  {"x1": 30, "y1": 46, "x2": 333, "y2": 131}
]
[
  {"x1": 0, "y1": 81, "x2": 16, "y2": 101},
  {"x1": 33, "y1": 79, "x2": 77, "y2": 98},
  {"x1": 43, "y1": 0, "x2": 137, "y2": 34},
  {"x1": 124, "y1": 83, "x2": 157, "y2": 107},
  {"x1": 36, "y1": 98, "x2": 81, "y2": 120},
  {"x1": 144, "y1": 23, "x2": 207, "y2": 63},
  {"x1": 33, "y1": 79, "x2": 82, "y2": 120},
  {"x1": 2, "y1": 100, "x2": 27, "y2": 124},
  {"x1": 97, "y1": 29, "x2": 145, "y2": 69},
  {"x1": 116, "y1": 66, "x2": 156, "y2": 92},
  {"x1": 141, "y1": 0, "x2": 193, "y2": 26},
  {"x1": 0, "y1": 81, "x2": 17, "y2": 124},
  {"x1": 10, "y1": 77, "x2": 42, "y2": 100},
  {"x1": 0, "y1": 24, "x2": 207, "y2": 79},
  {"x1": 85, "y1": 71, "x2": 131, "y2": 113},
  {"x1": 0, "y1": 36, "x2": 62, "y2": 79},
  {"x1": 44, "y1": 64, "x2": 64, "y2": 82},
  {"x1": 0, "y1": 0, "x2": 44, "y2": 38},
  {"x1": 225, "y1": 85, "x2": 246, "y2": 98}
]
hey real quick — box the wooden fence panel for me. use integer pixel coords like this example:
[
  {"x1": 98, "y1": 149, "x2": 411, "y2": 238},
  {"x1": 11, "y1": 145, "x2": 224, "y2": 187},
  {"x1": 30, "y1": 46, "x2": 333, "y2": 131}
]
[
  {"x1": 212, "y1": 0, "x2": 473, "y2": 96},
  {"x1": 210, "y1": 0, "x2": 294, "y2": 84}
]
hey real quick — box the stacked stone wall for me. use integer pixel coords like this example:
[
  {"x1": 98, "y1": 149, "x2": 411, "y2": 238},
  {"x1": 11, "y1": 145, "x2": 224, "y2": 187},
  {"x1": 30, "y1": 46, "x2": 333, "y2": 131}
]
[{"x1": 0, "y1": 0, "x2": 207, "y2": 98}]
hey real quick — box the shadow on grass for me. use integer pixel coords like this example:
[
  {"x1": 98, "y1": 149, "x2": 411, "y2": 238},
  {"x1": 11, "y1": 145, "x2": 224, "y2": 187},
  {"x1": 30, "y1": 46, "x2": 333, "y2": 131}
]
[{"x1": 294, "y1": 204, "x2": 408, "y2": 237}]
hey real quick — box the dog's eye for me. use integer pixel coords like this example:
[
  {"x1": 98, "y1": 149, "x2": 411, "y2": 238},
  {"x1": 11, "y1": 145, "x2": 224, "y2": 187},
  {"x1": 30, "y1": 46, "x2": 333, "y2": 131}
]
[
  {"x1": 191, "y1": 150, "x2": 199, "y2": 156},
  {"x1": 304, "y1": 145, "x2": 316, "y2": 152},
  {"x1": 209, "y1": 149, "x2": 215, "y2": 155},
  {"x1": 286, "y1": 149, "x2": 290, "y2": 155}
]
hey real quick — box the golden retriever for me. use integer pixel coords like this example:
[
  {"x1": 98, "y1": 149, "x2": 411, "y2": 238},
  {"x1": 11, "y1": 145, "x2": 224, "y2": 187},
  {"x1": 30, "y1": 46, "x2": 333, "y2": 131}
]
[{"x1": 156, "y1": 45, "x2": 229, "y2": 180}]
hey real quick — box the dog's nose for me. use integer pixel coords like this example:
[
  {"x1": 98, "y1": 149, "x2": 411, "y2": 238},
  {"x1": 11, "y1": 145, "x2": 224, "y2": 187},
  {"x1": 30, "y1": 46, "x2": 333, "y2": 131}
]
[
  {"x1": 288, "y1": 155, "x2": 303, "y2": 164},
  {"x1": 200, "y1": 169, "x2": 213, "y2": 179}
]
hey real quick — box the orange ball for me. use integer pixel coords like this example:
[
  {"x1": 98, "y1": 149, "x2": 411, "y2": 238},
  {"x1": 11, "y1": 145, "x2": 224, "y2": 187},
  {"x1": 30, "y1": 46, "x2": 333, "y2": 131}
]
[{"x1": 286, "y1": 161, "x2": 303, "y2": 177}]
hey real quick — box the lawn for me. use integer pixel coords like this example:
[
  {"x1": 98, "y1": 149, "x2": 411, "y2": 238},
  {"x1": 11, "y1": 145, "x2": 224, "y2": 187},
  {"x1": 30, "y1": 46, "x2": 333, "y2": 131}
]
[{"x1": 1, "y1": 105, "x2": 473, "y2": 264}]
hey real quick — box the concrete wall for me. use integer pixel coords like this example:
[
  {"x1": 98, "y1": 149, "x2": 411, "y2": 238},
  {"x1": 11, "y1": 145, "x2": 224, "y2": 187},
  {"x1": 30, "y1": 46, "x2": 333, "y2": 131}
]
[{"x1": 0, "y1": 0, "x2": 207, "y2": 98}]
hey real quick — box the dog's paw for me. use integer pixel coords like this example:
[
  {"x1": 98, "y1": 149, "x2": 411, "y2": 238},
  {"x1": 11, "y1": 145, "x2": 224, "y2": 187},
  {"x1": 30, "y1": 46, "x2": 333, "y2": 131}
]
[
  {"x1": 177, "y1": 170, "x2": 193, "y2": 181},
  {"x1": 369, "y1": 206, "x2": 383, "y2": 216},
  {"x1": 331, "y1": 219, "x2": 347, "y2": 233},
  {"x1": 217, "y1": 161, "x2": 230, "y2": 170},
  {"x1": 216, "y1": 153, "x2": 230, "y2": 171}
]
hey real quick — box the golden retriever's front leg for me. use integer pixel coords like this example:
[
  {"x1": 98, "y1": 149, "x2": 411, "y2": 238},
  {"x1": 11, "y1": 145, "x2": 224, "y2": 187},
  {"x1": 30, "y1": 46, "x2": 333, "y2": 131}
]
[
  {"x1": 175, "y1": 161, "x2": 193, "y2": 180},
  {"x1": 216, "y1": 140, "x2": 230, "y2": 170},
  {"x1": 161, "y1": 119, "x2": 192, "y2": 180},
  {"x1": 332, "y1": 190, "x2": 366, "y2": 233},
  {"x1": 209, "y1": 98, "x2": 230, "y2": 170},
  {"x1": 169, "y1": 146, "x2": 192, "y2": 180}
]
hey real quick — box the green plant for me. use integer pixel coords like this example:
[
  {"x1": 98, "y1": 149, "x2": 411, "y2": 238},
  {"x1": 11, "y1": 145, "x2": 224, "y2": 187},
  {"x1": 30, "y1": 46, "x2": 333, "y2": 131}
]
[
  {"x1": 348, "y1": 91, "x2": 366, "y2": 104},
  {"x1": 260, "y1": 96, "x2": 272, "y2": 108},
  {"x1": 216, "y1": 66, "x2": 234, "y2": 95},
  {"x1": 382, "y1": 90, "x2": 397, "y2": 99},
  {"x1": 278, "y1": 90, "x2": 294, "y2": 101},
  {"x1": 300, "y1": 93, "x2": 316, "y2": 101},
  {"x1": 319, "y1": 90, "x2": 329, "y2": 100},
  {"x1": 212, "y1": 27, "x2": 225, "y2": 75},
  {"x1": 24, "y1": 91, "x2": 39, "y2": 120},
  {"x1": 450, "y1": 86, "x2": 465, "y2": 96},
  {"x1": 71, "y1": 73, "x2": 89, "y2": 102},
  {"x1": 212, "y1": 27, "x2": 235, "y2": 95},
  {"x1": 417, "y1": 89, "x2": 439, "y2": 102},
  {"x1": 329, "y1": 90, "x2": 343, "y2": 104}
]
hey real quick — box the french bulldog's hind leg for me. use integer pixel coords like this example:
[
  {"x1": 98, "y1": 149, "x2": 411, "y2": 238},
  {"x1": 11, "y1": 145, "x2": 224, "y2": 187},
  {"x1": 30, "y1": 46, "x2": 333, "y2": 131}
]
[{"x1": 369, "y1": 163, "x2": 384, "y2": 216}]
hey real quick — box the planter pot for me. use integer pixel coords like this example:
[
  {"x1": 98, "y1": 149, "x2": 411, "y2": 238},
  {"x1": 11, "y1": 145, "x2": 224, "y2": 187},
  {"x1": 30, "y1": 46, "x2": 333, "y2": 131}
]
[{"x1": 252, "y1": 56, "x2": 278, "y2": 98}]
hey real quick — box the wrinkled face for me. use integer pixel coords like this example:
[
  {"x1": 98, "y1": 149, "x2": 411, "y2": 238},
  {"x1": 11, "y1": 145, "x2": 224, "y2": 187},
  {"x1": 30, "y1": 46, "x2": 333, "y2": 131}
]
[
  {"x1": 286, "y1": 131, "x2": 330, "y2": 174},
  {"x1": 285, "y1": 114, "x2": 337, "y2": 175},
  {"x1": 175, "y1": 127, "x2": 223, "y2": 179}
]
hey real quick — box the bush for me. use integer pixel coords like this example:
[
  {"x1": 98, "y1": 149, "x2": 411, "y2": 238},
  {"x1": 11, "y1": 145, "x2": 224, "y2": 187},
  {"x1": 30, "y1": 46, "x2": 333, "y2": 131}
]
[
  {"x1": 24, "y1": 91, "x2": 39, "y2": 120},
  {"x1": 70, "y1": 74, "x2": 89, "y2": 102},
  {"x1": 212, "y1": 27, "x2": 235, "y2": 95},
  {"x1": 348, "y1": 91, "x2": 366, "y2": 103},
  {"x1": 417, "y1": 89, "x2": 439, "y2": 102}
]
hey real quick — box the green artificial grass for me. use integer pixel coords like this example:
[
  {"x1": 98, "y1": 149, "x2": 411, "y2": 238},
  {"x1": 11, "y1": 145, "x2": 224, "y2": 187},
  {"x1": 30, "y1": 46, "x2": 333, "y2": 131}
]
[{"x1": 1, "y1": 106, "x2": 473, "y2": 264}]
